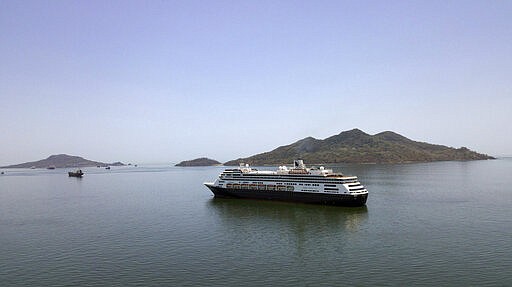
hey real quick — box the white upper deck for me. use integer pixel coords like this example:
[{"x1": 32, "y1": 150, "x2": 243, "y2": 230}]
[
  {"x1": 212, "y1": 159, "x2": 366, "y2": 195},
  {"x1": 223, "y1": 160, "x2": 356, "y2": 180}
]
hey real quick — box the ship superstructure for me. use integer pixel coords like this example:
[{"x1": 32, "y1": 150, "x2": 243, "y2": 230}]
[{"x1": 204, "y1": 160, "x2": 368, "y2": 206}]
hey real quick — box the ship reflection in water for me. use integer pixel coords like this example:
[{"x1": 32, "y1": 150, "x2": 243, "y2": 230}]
[{"x1": 207, "y1": 198, "x2": 368, "y2": 255}]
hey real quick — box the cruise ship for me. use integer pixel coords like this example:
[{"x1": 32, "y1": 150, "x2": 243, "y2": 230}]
[{"x1": 204, "y1": 160, "x2": 368, "y2": 206}]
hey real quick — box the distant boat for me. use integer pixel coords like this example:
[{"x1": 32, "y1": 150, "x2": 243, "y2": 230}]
[
  {"x1": 47, "y1": 165, "x2": 56, "y2": 170},
  {"x1": 30, "y1": 166, "x2": 36, "y2": 169},
  {"x1": 68, "y1": 169, "x2": 84, "y2": 177},
  {"x1": 1, "y1": 171, "x2": 4, "y2": 175},
  {"x1": 105, "y1": 166, "x2": 111, "y2": 170}
]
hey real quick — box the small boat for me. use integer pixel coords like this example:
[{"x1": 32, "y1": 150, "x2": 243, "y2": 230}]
[
  {"x1": 105, "y1": 166, "x2": 111, "y2": 170},
  {"x1": 68, "y1": 169, "x2": 84, "y2": 177},
  {"x1": 47, "y1": 165, "x2": 56, "y2": 170}
]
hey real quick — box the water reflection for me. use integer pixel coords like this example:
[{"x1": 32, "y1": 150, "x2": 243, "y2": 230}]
[{"x1": 207, "y1": 198, "x2": 368, "y2": 255}]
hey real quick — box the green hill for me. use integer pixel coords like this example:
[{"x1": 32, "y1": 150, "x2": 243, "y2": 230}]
[
  {"x1": 224, "y1": 129, "x2": 494, "y2": 165},
  {"x1": 175, "y1": 157, "x2": 221, "y2": 167},
  {"x1": 2, "y1": 154, "x2": 125, "y2": 168}
]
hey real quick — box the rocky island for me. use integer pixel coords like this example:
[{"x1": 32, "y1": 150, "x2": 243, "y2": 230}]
[
  {"x1": 175, "y1": 157, "x2": 221, "y2": 167},
  {"x1": 224, "y1": 129, "x2": 494, "y2": 165},
  {"x1": 2, "y1": 154, "x2": 125, "y2": 168}
]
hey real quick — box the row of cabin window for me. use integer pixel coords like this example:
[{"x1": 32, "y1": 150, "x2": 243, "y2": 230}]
[
  {"x1": 230, "y1": 181, "x2": 322, "y2": 187},
  {"x1": 225, "y1": 177, "x2": 354, "y2": 184}
]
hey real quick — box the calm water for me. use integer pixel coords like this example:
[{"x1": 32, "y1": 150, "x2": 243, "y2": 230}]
[{"x1": 1, "y1": 160, "x2": 511, "y2": 286}]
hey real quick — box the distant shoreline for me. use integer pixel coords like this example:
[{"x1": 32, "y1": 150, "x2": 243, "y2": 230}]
[
  {"x1": 222, "y1": 158, "x2": 496, "y2": 167},
  {"x1": 224, "y1": 129, "x2": 494, "y2": 166},
  {"x1": 1, "y1": 154, "x2": 125, "y2": 169}
]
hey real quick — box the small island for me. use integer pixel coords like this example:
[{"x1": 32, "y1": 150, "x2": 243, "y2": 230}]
[
  {"x1": 175, "y1": 157, "x2": 221, "y2": 167},
  {"x1": 1, "y1": 154, "x2": 125, "y2": 168}
]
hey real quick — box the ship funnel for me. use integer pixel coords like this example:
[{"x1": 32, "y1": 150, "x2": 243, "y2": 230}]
[{"x1": 294, "y1": 160, "x2": 305, "y2": 169}]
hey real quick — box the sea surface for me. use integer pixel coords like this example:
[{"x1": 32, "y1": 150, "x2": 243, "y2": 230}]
[{"x1": 1, "y1": 159, "x2": 511, "y2": 286}]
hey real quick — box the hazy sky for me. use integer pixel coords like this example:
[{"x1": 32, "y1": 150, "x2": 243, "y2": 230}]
[{"x1": 1, "y1": 0, "x2": 511, "y2": 165}]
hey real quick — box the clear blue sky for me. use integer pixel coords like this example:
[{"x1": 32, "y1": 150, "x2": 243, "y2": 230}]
[{"x1": 1, "y1": 0, "x2": 511, "y2": 165}]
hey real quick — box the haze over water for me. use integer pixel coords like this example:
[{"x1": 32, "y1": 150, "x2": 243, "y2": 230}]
[{"x1": 1, "y1": 159, "x2": 511, "y2": 286}]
